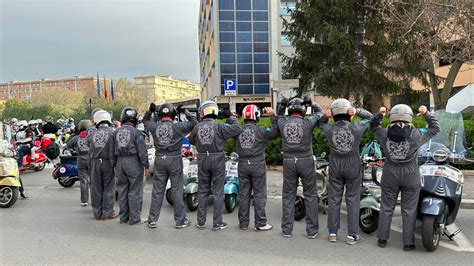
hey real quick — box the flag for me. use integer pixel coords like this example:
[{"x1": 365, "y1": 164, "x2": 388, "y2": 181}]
[
  {"x1": 111, "y1": 79, "x2": 115, "y2": 101},
  {"x1": 96, "y1": 73, "x2": 100, "y2": 97},
  {"x1": 103, "y1": 75, "x2": 108, "y2": 99}
]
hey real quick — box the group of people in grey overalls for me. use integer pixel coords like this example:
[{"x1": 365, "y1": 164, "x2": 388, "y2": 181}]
[{"x1": 68, "y1": 97, "x2": 439, "y2": 252}]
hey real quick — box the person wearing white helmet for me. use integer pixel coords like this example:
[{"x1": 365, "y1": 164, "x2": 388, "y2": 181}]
[
  {"x1": 36, "y1": 119, "x2": 44, "y2": 132},
  {"x1": 28, "y1": 119, "x2": 42, "y2": 139},
  {"x1": 188, "y1": 100, "x2": 241, "y2": 231},
  {"x1": 319, "y1": 98, "x2": 373, "y2": 244},
  {"x1": 371, "y1": 104, "x2": 440, "y2": 251},
  {"x1": 86, "y1": 110, "x2": 118, "y2": 220}
]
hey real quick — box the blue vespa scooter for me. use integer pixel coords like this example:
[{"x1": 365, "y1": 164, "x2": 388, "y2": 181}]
[{"x1": 52, "y1": 149, "x2": 78, "y2": 187}]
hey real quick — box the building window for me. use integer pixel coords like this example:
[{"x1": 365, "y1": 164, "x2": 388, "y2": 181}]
[
  {"x1": 254, "y1": 74, "x2": 269, "y2": 84},
  {"x1": 237, "y1": 43, "x2": 252, "y2": 52},
  {"x1": 238, "y1": 85, "x2": 253, "y2": 94},
  {"x1": 219, "y1": 22, "x2": 235, "y2": 31},
  {"x1": 220, "y1": 32, "x2": 235, "y2": 42},
  {"x1": 236, "y1": 0, "x2": 251, "y2": 10},
  {"x1": 255, "y1": 84, "x2": 270, "y2": 94},
  {"x1": 253, "y1": 43, "x2": 269, "y2": 52},
  {"x1": 237, "y1": 53, "x2": 252, "y2": 63},
  {"x1": 236, "y1": 32, "x2": 252, "y2": 42},
  {"x1": 219, "y1": 0, "x2": 234, "y2": 10},
  {"x1": 253, "y1": 0, "x2": 268, "y2": 10},
  {"x1": 238, "y1": 74, "x2": 253, "y2": 84},
  {"x1": 221, "y1": 53, "x2": 236, "y2": 63},
  {"x1": 221, "y1": 64, "x2": 236, "y2": 73},
  {"x1": 236, "y1": 11, "x2": 251, "y2": 21},
  {"x1": 253, "y1": 32, "x2": 268, "y2": 42},
  {"x1": 281, "y1": 33, "x2": 292, "y2": 47},
  {"x1": 220, "y1": 43, "x2": 235, "y2": 52},
  {"x1": 219, "y1": 11, "x2": 234, "y2": 20},
  {"x1": 253, "y1": 22, "x2": 268, "y2": 31},
  {"x1": 281, "y1": 2, "x2": 297, "y2": 16},
  {"x1": 237, "y1": 64, "x2": 253, "y2": 74},
  {"x1": 254, "y1": 53, "x2": 269, "y2": 63},
  {"x1": 236, "y1": 22, "x2": 251, "y2": 31},
  {"x1": 254, "y1": 64, "x2": 269, "y2": 73},
  {"x1": 253, "y1": 12, "x2": 268, "y2": 21}
]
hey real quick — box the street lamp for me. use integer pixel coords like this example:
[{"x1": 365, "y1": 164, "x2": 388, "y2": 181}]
[{"x1": 74, "y1": 76, "x2": 79, "y2": 93}]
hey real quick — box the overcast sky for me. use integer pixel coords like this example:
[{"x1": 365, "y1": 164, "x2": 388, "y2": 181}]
[{"x1": 0, "y1": 0, "x2": 200, "y2": 83}]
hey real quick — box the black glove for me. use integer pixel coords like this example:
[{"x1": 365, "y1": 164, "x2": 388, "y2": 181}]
[
  {"x1": 149, "y1": 103, "x2": 157, "y2": 113},
  {"x1": 223, "y1": 109, "x2": 232, "y2": 119},
  {"x1": 303, "y1": 95, "x2": 312, "y2": 107},
  {"x1": 176, "y1": 104, "x2": 185, "y2": 114},
  {"x1": 277, "y1": 104, "x2": 286, "y2": 116},
  {"x1": 280, "y1": 97, "x2": 289, "y2": 108}
]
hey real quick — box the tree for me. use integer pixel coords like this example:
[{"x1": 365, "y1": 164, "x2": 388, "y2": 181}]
[
  {"x1": 32, "y1": 88, "x2": 85, "y2": 117},
  {"x1": 372, "y1": 0, "x2": 473, "y2": 109},
  {"x1": 281, "y1": 0, "x2": 421, "y2": 109},
  {"x1": 114, "y1": 78, "x2": 155, "y2": 114},
  {"x1": 1, "y1": 99, "x2": 62, "y2": 120}
]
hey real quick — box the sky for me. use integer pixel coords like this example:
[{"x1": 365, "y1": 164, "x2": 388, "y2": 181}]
[{"x1": 0, "y1": 0, "x2": 200, "y2": 83}]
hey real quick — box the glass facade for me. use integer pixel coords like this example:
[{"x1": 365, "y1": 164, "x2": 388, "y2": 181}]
[{"x1": 218, "y1": 0, "x2": 270, "y2": 95}]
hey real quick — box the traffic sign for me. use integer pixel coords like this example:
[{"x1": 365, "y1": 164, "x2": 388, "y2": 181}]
[{"x1": 224, "y1": 79, "x2": 237, "y2": 96}]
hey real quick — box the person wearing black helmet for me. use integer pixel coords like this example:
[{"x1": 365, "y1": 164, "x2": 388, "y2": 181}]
[
  {"x1": 87, "y1": 110, "x2": 118, "y2": 220},
  {"x1": 188, "y1": 101, "x2": 242, "y2": 231},
  {"x1": 113, "y1": 107, "x2": 149, "y2": 225},
  {"x1": 42, "y1": 116, "x2": 59, "y2": 137},
  {"x1": 319, "y1": 99, "x2": 373, "y2": 244},
  {"x1": 67, "y1": 119, "x2": 93, "y2": 206},
  {"x1": 273, "y1": 97, "x2": 323, "y2": 238},
  {"x1": 144, "y1": 102, "x2": 197, "y2": 229}
]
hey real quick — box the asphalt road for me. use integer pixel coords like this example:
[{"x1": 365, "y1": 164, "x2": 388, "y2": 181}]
[{"x1": 1, "y1": 167, "x2": 474, "y2": 265}]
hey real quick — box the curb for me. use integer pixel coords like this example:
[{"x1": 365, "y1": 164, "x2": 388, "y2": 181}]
[{"x1": 461, "y1": 199, "x2": 474, "y2": 209}]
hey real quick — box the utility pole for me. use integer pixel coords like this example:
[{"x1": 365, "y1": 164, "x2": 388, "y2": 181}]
[
  {"x1": 74, "y1": 76, "x2": 79, "y2": 92},
  {"x1": 7, "y1": 81, "x2": 12, "y2": 99}
]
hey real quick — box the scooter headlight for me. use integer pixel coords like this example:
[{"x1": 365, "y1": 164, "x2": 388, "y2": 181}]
[{"x1": 432, "y1": 149, "x2": 448, "y2": 163}]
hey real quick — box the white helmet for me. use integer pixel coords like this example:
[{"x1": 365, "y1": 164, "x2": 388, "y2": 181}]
[
  {"x1": 19, "y1": 120, "x2": 28, "y2": 128},
  {"x1": 11, "y1": 118, "x2": 18, "y2": 124},
  {"x1": 390, "y1": 104, "x2": 413, "y2": 123},
  {"x1": 29, "y1": 119, "x2": 38, "y2": 126},
  {"x1": 330, "y1": 98, "x2": 352, "y2": 116},
  {"x1": 93, "y1": 110, "x2": 112, "y2": 125}
]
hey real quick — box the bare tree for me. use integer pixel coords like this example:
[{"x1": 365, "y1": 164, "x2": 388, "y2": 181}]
[{"x1": 374, "y1": 0, "x2": 473, "y2": 109}]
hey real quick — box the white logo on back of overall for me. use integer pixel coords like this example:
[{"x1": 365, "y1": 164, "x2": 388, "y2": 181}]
[
  {"x1": 198, "y1": 124, "x2": 215, "y2": 145},
  {"x1": 283, "y1": 122, "x2": 303, "y2": 144},
  {"x1": 156, "y1": 123, "x2": 173, "y2": 144},
  {"x1": 331, "y1": 127, "x2": 355, "y2": 154},
  {"x1": 239, "y1": 127, "x2": 255, "y2": 149},
  {"x1": 116, "y1": 129, "x2": 131, "y2": 147},
  {"x1": 386, "y1": 139, "x2": 410, "y2": 160},
  {"x1": 93, "y1": 130, "x2": 109, "y2": 148},
  {"x1": 77, "y1": 138, "x2": 89, "y2": 152}
]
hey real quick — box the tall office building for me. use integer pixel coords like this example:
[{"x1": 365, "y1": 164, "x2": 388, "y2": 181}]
[{"x1": 199, "y1": 0, "x2": 292, "y2": 111}]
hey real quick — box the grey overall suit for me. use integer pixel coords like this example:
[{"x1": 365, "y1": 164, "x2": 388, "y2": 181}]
[
  {"x1": 188, "y1": 117, "x2": 241, "y2": 228},
  {"x1": 144, "y1": 110, "x2": 197, "y2": 225},
  {"x1": 319, "y1": 109, "x2": 373, "y2": 236},
  {"x1": 67, "y1": 133, "x2": 90, "y2": 204},
  {"x1": 114, "y1": 124, "x2": 149, "y2": 224},
  {"x1": 371, "y1": 113, "x2": 439, "y2": 245}
]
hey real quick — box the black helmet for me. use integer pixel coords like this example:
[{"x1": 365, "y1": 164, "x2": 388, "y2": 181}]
[
  {"x1": 287, "y1": 98, "x2": 306, "y2": 116},
  {"x1": 120, "y1": 107, "x2": 138, "y2": 125},
  {"x1": 158, "y1": 103, "x2": 177, "y2": 119}
]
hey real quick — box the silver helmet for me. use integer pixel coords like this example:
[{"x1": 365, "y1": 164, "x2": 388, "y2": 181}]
[
  {"x1": 330, "y1": 98, "x2": 351, "y2": 116},
  {"x1": 390, "y1": 104, "x2": 413, "y2": 123}
]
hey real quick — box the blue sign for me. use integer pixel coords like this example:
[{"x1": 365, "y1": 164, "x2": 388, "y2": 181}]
[{"x1": 224, "y1": 79, "x2": 237, "y2": 96}]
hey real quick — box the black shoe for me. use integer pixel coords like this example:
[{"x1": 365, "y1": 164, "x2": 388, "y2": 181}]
[
  {"x1": 20, "y1": 193, "x2": 28, "y2": 199},
  {"x1": 378, "y1": 239, "x2": 387, "y2": 248},
  {"x1": 212, "y1": 222, "x2": 228, "y2": 231},
  {"x1": 403, "y1": 245, "x2": 416, "y2": 252}
]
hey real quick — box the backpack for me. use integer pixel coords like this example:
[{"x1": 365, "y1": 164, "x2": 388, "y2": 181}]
[{"x1": 44, "y1": 142, "x2": 60, "y2": 160}]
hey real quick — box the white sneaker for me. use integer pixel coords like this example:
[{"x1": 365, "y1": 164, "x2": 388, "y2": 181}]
[
  {"x1": 254, "y1": 224, "x2": 273, "y2": 232},
  {"x1": 80, "y1": 203, "x2": 88, "y2": 207},
  {"x1": 307, "y1": 232, "x2": 319, "y2": 239},
  {"x1": 328, "y1": 233, "x2": 337, "y2": 242}
]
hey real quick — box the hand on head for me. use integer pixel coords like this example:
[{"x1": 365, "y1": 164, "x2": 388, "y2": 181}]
[
  {"x1": 263, "y1": 107, "x2": 274, "y2": 116},
  {"x1": 379, "y1": 107, "x2": 387, "y2": 116},
  {"x1": 347, "y1": 107, "x2": 356, "y2": 117},
  {"x1": 417, "y1": 105, "x2": 427, "y2": 116}
]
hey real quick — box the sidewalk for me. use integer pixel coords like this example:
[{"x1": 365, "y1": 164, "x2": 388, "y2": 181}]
[{"x1": 266, "y1": 168, "x2": 474, "y2": 209}]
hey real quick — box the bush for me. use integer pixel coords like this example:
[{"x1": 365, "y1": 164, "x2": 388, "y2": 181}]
[{"x1": 220, "y1": 116, "x2": 473, "y2": 166}]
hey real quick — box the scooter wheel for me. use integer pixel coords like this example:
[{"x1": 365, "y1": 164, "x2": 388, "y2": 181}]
[
  {"x1": 294, "y1": 196, "x2": 306, "y2": 221},
  {"x1": 34, "y1": 162, "x2": 46, "y2": 171},
  {"x1": 58, "y1": 178, "x2": 76, "y2": 188},
  {"x1": 166, "y1": 189, "x2": 174, "y2": 206},
  {"x1": 0, "y1": 186, "x2": 19, "y2": 208},
  {"x1": 187, "y1": 193, "x2": 198, "y2": 211},
  {"x1": 422, "y1": 215, "x2": 440, "y2": 252},
  {"x1": 359, "y1": 208, "x2": 379, "y2": 234},
  {"x1": 225, "y1": 194, "x2": 237, "y2": 213}
]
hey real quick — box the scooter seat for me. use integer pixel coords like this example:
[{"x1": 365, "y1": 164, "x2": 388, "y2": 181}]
[{"x1": 59, "y1": 156, "x2": 77, "y2": 164}]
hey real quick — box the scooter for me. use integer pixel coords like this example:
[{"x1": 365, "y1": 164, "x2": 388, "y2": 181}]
[
  {"x1": 359, "y1": 155, "x2": 383, "y2": 234},
  {"x1": 417, "y1": 110, "x2": 466, "y2": 252},
  {"x1": 52, "y1": 149, "x2": 78, "y2": 187},
  {"x1": 224, "y1": 152, "x2": 239, "y2": 213},
  {"x1": 165, "y1": 151, "x2": 199, "y2": 211},
  {"x1": 0, "y1": 140, "x2": 21, "y2": 208},
  {"x1": 294, "y1": 153, "x2": 329, "y2": 221}
]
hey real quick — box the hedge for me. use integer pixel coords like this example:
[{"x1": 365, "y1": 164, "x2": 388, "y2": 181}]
[{"x1": 221, "y1": 116, "x2": 473, "y2": 167}]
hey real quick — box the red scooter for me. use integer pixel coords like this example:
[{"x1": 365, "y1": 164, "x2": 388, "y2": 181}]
[{"x1": 18, "y1": 139, "x2": 51, "y2": 172}]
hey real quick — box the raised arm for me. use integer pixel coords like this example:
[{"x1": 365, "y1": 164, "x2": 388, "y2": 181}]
[
  {"x1": 220, "y1": 111, "x2": 242, "y2": 140},
  {"x1": 175, "y1": 107, "x2": 198, "y2": 136},
  {"x1": 417, "y1": 106, "x2": 440, "y2": 144},
  {"x1": 143, "y1": 103, "x2": 158, "y2": 132},
  {"x1": 370, "y1": 107, "x2": 387, "y2": 142}
]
